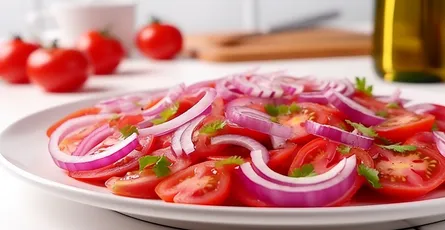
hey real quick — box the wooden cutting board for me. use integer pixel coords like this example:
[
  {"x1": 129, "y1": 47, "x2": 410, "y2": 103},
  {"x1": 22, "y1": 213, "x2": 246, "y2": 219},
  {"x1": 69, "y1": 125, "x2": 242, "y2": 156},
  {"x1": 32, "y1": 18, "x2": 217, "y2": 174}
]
[{"x1": 184, "y1": 28, "x2": 372, "y2": 62}]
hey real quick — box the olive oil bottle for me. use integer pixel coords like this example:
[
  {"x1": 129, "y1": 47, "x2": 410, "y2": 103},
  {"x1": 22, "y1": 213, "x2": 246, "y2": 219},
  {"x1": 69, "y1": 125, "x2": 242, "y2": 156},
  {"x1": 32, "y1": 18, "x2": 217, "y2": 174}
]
[{"x1": 373, "y1": 0, "x2": 445, "y2": 83}]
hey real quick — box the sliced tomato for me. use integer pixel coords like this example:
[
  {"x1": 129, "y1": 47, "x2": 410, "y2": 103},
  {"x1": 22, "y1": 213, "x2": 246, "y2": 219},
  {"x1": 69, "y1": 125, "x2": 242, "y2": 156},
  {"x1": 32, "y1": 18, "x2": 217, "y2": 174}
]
[
  {"x1": 69, "y1": 135, "x2": 155, "y2": 182},
  {"x1": 155, "y1": 161, "x2": 231, "y2": 205},
  {"x1": 278, "y1": 103, "x2": 329, "y2": 143},
  {"x1": 352, "y1": 92, "x2": 408, "y2": 118},
  {"x1": 105, "y1": 147, "x2": 191, "y2": 199},
  {"x1": 228, "y1": 176, "x2": 271, "y2": 207},
  {"x1": 109, "y1": 114, "x2": 144, "y2": 129},
  {"x1": 211, "y1": 97, "x2": 225, "y2": 116},
  {"x1": 267, "y1": 144, "x2": 300, "y2": 175},
  {"x1": 288, "y1": 138, "x2": 337, "y2": 175},
  {"x1": 370, "y1": 142, "x2": 445, "y2": 199},
  {"x1": 374, "y1": 113, "x2": 435, "y2": 142},
  {"x1": 46, "y1": 107, "x2": 101, "y2": 137}
]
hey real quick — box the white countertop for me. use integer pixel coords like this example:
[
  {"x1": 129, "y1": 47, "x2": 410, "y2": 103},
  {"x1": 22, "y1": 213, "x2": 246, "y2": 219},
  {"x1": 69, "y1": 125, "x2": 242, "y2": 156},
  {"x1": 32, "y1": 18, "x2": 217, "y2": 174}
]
[{"x1": 0, "y1": 57, "x2": 444, "y2": 230}]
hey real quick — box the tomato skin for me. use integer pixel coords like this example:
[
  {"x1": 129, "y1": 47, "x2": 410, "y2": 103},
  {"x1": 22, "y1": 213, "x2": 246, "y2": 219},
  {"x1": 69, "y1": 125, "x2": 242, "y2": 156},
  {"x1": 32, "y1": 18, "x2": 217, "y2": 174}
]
[
  {"x1": 77, "y1": 31, "x2": 125, "y2": 75},
  {"x1": 109, "y1": 114, "x2": 144, "y2": 129},
  {"x1": 267, "y1": 144, "x2": 300, "y2": 175},
  {"x1": 155, "y1": 161, "x2": 231, "y2": 205},
  {"x1": 370, "y1": 142, "x2": 445, "y2": 199},
  {"x1": 46, "y1": 107, "x2": 101, "y2": 137},
  {"x1": 374, "y1": 113, "x2": 435, "y2": 142},
  {"x1": 136, "y1": 22, "x2": 182, "y2": 60},
  {"x1": 0, "y1": 37, "x2": 39, "y2": 84},
  {"x1": 27, "y1": 47, "x2": 90, "y2": 92}
]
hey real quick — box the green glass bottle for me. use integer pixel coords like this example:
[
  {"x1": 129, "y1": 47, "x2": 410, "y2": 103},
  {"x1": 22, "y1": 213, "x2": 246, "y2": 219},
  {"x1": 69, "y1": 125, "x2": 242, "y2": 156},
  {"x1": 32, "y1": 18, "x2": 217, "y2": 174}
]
[{"x1": 373, "y1": 0, "x2": 445, "y2": 83}]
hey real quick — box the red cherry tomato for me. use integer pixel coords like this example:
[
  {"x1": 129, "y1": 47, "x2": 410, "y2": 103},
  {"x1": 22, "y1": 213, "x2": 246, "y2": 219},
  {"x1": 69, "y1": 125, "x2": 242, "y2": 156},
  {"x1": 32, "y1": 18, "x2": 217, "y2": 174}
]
[
  {"x1": 27, "y1": 43, "x2": 90, "y2": 92},
  {"x1": 0, "y1": 36, "x2": 39, "y2": 84},
  {"x1": 77, "y1": 30, "x2": 125, "y2": 75},
  {"x1": 135, "y1": 19, "x2": 182, "y2": 60},
  {"x1": 155, "y1": 161, "x2": 231, "y2": 205}
]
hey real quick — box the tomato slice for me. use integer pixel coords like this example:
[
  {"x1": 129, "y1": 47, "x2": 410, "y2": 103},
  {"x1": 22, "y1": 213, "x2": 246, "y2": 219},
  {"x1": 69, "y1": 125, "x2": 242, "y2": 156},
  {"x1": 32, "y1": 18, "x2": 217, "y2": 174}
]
[
  {"x1": 105, "y1": 147, "x2": 191, "y2": 199},
  {"x1": 352, "y1": 92, "x2": 408, "y2": 117},
  {"x1": 267, "y1": 144, "x2": 300, "y2": 175},
  {"x1": 46, "y1": 107, "x2": 101, "y2": 137},
  {"x1": 69, "y1": 135, "x2": 155, "y2": 181},
  {"x1": 278, "y1": 103, "x2": 329, "y2": 143},
  {"x1": 155, "y1": 161, "x2": 231, "y2": 205},
  {"x1": 374, "y1": 113, "x2": 435, "y2": 142},
  {"x1": 370, "y1": 141, "x2": 445, "y2": 199},
  {"x1": 109, "y1": 114, "x2": 144, "y2": 129}
]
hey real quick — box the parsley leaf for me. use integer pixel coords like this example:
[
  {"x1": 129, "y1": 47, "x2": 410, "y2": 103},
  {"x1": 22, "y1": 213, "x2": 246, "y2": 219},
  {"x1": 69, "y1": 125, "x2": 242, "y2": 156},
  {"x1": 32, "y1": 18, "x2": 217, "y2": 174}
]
[
  {"x1": 270, "y1": 117, "x2": 279, "y2": 123},
  {"x1": 379, "y1": 143, "x2": 417, "y2": 153},
  {"x1": 345, "y1": 120, "x2": 377, "y2": 137},
  {"x1": 215, "y1": 156, "x2": 245, "y2": 168},
  {"x1": 357, "y1": 164, "x2": 381, "y2": 188},
  {"x1": 432, "y1": 122, "x2": 439, "y2": 131},
  {"x1": 119, "y1": 125, "x2": 139, "y2": 138},
  {"x1": 264, "y1": 103, "x2": 301, "y2": 117},
  {"x1": 138, "y1": 156, "x2": 171, "y2": 177},
  {"x1": 386, "y1": 102, "x2": 400, "y2": 109},
  {"x1": 200, "y1": 120, "x2": 226, "y2": 134},
  {"x1": 337, "y1": 145, "x2": 351, "y2": 155},
  {"x1": 289, "y1": 164, "x2": 317, "y2": 178},
  {"x1": 151, "y1": 102, "x2": 179, "y2": 125},
  {"x1": 355, "y1": 77, "x2": 373, "y2": 96},
  {"x1": 375, "y1": 110, "x2": 389, "y2": 118}
]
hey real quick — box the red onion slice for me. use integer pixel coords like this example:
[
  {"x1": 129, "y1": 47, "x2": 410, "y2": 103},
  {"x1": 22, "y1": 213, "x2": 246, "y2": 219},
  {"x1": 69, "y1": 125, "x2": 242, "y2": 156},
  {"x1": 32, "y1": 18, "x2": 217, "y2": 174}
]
[
  {"x1": 139, "y1": 88, "x2": 217, "y2": 136},
  {"x1": 433, "y1": 131, "x2": 445, "y2": 157},
  {"x1": 171, "y1": 123, "x2": 190, "y2": 156},
  {"x1": 236, "y1": 155, "x2": 357, "y2": 207},
  {"x1": 142, "y1": 83, "x2": 186, "y2": 116},
  {"x1": 406, "y1": 103, "x2": 437, "y2": 114},
  {"x1": 225, "y1": 106, "x2": 292, "y2": 138},
  {"x1": 211, "y1": 135, "x2": 346, "y2": 186},
  {"x1": 298, "y1": 91, "x2": 329, "y2": 104},
  {"x1": 328, "y1": 90, "x2": 385, "y2": 126},
  {"x1": 215, "y1": 79, "x2": 243, "y2": 101},
  {"x1": 71, "y1": 124, "x2": 114, "y2": 156},
  {"x1": 270, "y1": 136, "x2": 286, "y2": 149},
  {"x1": 231, "y1": 74, "x2": 283, "y2": 98},
  {"x1": 181, "y1": 115, "x2": 206, "y2": 154},
  {"x1": 48, "y1": 115, "x2": 139, "y2": 172},
  {"x1": 305, "y1": 120, "x2": 374, "y2": 150}
]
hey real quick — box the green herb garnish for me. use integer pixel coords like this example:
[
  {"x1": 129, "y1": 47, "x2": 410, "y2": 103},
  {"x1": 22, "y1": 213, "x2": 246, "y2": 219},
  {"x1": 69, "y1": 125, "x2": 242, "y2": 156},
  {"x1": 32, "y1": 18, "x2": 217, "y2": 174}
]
[
  {"x1": 264, "y1": 103, "x2": 301, "y2": 117},
  {"x1": 375, "y1": 110, "x2": 389, "y2": 118},
  {"x1": 357, "y1": 164, "x2": 381, "y2": 188},
  {"x1": 379, "y1": 143, "x2": 417, "y2": 153},
  {"x1": 337, "y1": 145, "x2": 351, "y2": 155},
  {"x1": 386, "y1": 102, "x2": 400, "y2": 109},
  {"x1": 119, "y1": 125, "x2": 139, "y2": 138},
  {"x1": 432, "y1": 122, "x2": 439, "y2": 131},
  {"x1": 138, "y1": 156, "x2": 171, "y2": 177},
  {"x1": 355, "y1": 77, "x2": 373, "y2": 96},
  {"x1": 151, "y1": 102, "x2": 179, "y2": 125},
  {"x1": 200, "y1": 120, "x2": 226, "y2": 134},
  {"x1": 215, "y1": 156, "x2": 245, "y2": 168},
  {"x1": 345, "y1": 120, "x2": 377, "y2": 137},
  {"x1": 289, "y1": 164, "x2": 317, "y2": 178}
]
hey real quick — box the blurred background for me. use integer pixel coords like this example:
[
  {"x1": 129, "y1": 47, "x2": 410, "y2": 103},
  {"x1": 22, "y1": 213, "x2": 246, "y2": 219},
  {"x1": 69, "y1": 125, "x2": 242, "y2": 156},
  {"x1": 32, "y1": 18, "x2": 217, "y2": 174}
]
[{"x1": 1, "y1": 0, "x2": 373, "y2": 36}]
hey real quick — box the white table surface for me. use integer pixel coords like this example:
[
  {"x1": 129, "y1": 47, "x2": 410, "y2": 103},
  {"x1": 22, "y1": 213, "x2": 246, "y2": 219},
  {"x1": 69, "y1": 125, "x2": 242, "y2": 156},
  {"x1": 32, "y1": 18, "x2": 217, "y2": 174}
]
[{"x1": 1, "y1": 56, "x2": 445, "y2": 230}]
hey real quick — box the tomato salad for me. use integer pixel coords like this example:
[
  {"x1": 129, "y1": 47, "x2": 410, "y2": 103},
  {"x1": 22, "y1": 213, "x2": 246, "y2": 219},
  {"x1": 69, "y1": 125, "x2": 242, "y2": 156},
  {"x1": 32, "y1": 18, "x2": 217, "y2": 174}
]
[{"x1": 46, "y1": 71, "x2": 445, "y2": 207}]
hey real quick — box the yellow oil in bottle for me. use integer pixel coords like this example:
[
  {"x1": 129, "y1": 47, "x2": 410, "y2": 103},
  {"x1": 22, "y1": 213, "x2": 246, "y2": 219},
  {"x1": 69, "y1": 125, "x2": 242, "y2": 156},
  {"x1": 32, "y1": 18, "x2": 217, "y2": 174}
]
[{"x1": 373, "y1": 0, "x2": 445, "y2": 82}]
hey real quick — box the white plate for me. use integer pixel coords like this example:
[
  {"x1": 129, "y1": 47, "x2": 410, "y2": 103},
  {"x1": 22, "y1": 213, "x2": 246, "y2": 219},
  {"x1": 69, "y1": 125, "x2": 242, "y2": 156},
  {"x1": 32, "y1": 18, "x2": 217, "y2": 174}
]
[{"x1": 1, "y1": 86, "x2": 445, "y2": 230}]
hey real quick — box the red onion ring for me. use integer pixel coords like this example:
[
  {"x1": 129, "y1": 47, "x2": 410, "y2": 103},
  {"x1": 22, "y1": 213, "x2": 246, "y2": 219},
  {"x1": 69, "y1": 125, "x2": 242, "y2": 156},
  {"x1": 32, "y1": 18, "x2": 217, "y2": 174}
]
[
  {"x1": 305, "y1": 120, "x2": 374, "y2": 150},
  {"x1": 71, "y1": 124, "x2": 113, "y2": 156},
  {"x1": 328, "y1": 90, "x2": 385, "y2": 126},
  {"x1": 406, "y1": 103, "x2": 437, "y2": 114},
  {"x1": 433, "y1": 131, "x2": 445, "y2": 157},
  {"x1": 270, "y1": 136, "x2": 286, "y2": 149},
  {"x1": 142, "y1": 83, "x2": 186, "y2": 116},
  {"x1": 215, "y1": 79, "x2": 243, "y2": 101},
  {"x1": 138, "y1": 88, "x2": 216, "y2": 136},
  {"x1": 181, "y1": 115, "x2": 206, "y2": 155},
  {"x1": 225, "y1": 106, "x2": 292, "y2": 138},
  {"x1": 236, "y1": 155, "x2": 357, "y2": 207},
  {"x1": 48, "y1": 115, "x2": 139, "y2": 172},
  {"x1": 171, "y1": 123, "x2": 190, "y2": 156}
]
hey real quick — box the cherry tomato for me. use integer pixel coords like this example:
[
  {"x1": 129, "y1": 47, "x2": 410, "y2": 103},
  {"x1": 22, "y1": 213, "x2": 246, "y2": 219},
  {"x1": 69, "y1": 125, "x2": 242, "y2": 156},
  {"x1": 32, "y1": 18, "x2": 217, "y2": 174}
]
[
  {"x1": 155, "y1": 161, "x2": 231, "y2": 205},
  {"x1": 77, "y1": 30, "x2": 125, "y2": 75},
  {"x1": 135, "y1": 19, "x2": 182, "y2": 60},
  {"x1": 0, "y1": 36, "x2": 39, "y2": 84},
  {"x1": 46, "y1": 107, "x2": 101, "y2": 137},
  {"x1": 27, "y1": 43, "x2": 90, "y2": 92},
  {"x1": 68, "y1": 135, "x2": 155, "y2": 181},
  {"x1": 374, "y1": 113, "x2": 435, "y2": 142},
  {"x1": 106, "y1": 147, "x2": 191, "y2": 199},
  {"x1": 267, "y1": 144, "x2": 300, "y2": 175}
]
